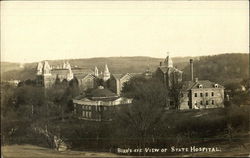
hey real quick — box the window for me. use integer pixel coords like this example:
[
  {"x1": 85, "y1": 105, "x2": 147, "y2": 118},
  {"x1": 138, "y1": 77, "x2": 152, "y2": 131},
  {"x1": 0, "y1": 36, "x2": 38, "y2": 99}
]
[
  {"x1": 205, "y1": 92, "x2": 208, "y2": 97},
  {"x1": 212, "y1": 100, "x2": 214, "y2": 105},
  {"x1": 82, "y1": 111, "x2": 85, "y2": 117},
  {"x1": 195, "y1": 93, "x2": 197, "y2": 97},
  {"x1": 200, "y1": 93, "x2": 203, "y2": 97},
  {"x1": 200, "y1": 101, "x2": 203, "y2": 105},
  {"x1": 211, "y1": 92, "x2": 214, "y2": 96},
  {"x1": 206, "y1": 101, "x2": 209, "y2": 105},
  {"x1": 198, "y1": 84, "x2": 203, "y2": 88},
  {"x1": 214, "y1": 84, "x2": 218, "y2": 88}
]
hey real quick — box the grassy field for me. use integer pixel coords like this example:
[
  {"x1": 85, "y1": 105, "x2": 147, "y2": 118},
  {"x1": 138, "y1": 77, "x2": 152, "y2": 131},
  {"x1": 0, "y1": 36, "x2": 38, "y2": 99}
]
[
  {"x1": 2, "y1": 144, "x2": 118, "y2": 158},
  {"x1": 2, "y1": 138, "x2": 250, "y2": 158}
]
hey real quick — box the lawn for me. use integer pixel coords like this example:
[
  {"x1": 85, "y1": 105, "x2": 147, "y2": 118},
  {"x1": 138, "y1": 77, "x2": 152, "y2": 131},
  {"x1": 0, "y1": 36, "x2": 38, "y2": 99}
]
[
  {"x1": 2, "y1": 144, "x2": 118, "y2": 158},
  {"x1": 2, "y1": 138, "x2": 250, "y2": 158}
]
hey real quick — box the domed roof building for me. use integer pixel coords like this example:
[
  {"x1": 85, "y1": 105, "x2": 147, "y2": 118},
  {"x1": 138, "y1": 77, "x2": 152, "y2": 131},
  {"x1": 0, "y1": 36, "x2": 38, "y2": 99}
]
[
  {"x1": 73, "y1": 86, "x2": 132, "y2": 121},
  {"x1": 89, "y1": 86, "x2": 117, "y2": 99}
]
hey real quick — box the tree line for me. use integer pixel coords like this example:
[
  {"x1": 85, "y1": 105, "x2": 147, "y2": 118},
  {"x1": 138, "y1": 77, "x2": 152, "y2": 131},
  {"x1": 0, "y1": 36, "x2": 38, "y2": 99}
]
[{"x1": 1, "y1": 74, "x2": 249, "y2": 156}]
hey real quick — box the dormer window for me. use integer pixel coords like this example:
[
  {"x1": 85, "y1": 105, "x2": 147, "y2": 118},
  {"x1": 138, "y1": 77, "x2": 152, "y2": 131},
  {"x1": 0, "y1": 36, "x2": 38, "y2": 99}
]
[
  {"x1": 214, "y1": 84, "x2": 218, "y2": 88},
  {"x1": 198, "y1": 84, "x2": 203, "y2": 88}
]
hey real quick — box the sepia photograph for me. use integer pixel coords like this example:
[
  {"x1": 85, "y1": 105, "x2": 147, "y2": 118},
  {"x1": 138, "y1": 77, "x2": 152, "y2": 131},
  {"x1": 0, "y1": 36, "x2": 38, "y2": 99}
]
[{"x1": 1, "y1": 1, "x2": 249, "y2": 157}]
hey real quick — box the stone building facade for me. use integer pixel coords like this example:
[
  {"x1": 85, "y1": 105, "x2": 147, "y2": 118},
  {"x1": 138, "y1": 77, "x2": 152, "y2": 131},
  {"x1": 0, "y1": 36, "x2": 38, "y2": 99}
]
[
  {"x1": 154, "y1": 54, "x2": 224, "y2": 110},
  {"x1": 154, "y1": 54, "x2": 183, "y2": 89},
  {"x1": 109, "y1": 73, "x2": 141, "y2": 96},
  {"x1": 180, "y1": 79, "x2": 224, "y2": 110},
  {"x1": 73, "y1": 86, "x2": 132, "y2": 121},
  {"x1": 178, "y1": 59, "x2": 225, "y2": 110},
  {"x1": 36, "y1": 61, "x2": 138, "y2": 95},
  {"x1": 37, "y1": 61, "x2": 83, "y2": 88}
]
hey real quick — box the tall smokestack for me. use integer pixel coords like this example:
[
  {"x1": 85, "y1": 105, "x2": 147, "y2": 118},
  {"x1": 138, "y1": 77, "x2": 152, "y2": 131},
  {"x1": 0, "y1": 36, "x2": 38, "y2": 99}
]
[{"x1": 190, "y1": 59, "x2": 194, "y2": 81}]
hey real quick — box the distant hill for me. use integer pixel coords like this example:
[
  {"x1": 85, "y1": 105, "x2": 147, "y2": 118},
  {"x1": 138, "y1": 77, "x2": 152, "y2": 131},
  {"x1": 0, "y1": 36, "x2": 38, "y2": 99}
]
[
  {"x1": 1, "y1": 54, "x2": 249, "y2": 85},
  {"x1": 1, "y1": 62, "x2": 22, "y2": 74},
  {"x1": 182, "y1": 53, "x2": 249, "y2": 85},
  {"x1": 1, "y1": 56, "x2": 193, "y2": 81}
]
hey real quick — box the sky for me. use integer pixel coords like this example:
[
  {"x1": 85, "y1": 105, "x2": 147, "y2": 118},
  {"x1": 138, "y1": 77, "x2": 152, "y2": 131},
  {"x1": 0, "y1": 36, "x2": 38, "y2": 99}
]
[{"x1": 1, "y1": 1, "x2": 249, "y2": 63}]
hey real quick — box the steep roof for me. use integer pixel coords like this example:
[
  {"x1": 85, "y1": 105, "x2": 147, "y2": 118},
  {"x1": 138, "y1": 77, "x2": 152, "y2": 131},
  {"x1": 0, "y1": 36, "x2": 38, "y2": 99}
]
[
  {"x1": 112, "y1": 74, "x2": 124, "y2": 80},
  {"x1": 163, "y1": 55, "x2": 173, "y2": 67},
  {"x1": 72, "y1": 68, "x2": 94, "y2": 75},
  {"x1": 182, "y1": 80, "x2": 224, "y2": 91},
  {"x1": 158, "y1": 66, "x2": 182, "y2": 74},
  {"x1": 104, "y1": 64, "x2": 110, "y2": 74},
  {"x1": 112, "y1": 73, "x2": 141, "y2": 80},
  {"x1": 129, "y1": 73, "x2": 142, "y2": 77},
  {"x1": 75, "y1": 73, "x2": 95, "y2": 80},
  {"x1": 51, "y1": 69, "x2": 69, "y2": 75}
]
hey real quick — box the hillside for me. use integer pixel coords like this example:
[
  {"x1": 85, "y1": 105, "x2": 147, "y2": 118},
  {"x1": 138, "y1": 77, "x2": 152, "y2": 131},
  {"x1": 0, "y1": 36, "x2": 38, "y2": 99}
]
[
  {"x1": 1, "y1": 56, "x2": 192, "y2": 81},
  {"x1": 1, "y1": 62, "x2": 23, "y2": 74},
  {"x1": 182, "y1": 53, "x2": 249, "y2": 84},
  {"x1": 1, "y1": 53, "x2": 249, "y2": 85}
]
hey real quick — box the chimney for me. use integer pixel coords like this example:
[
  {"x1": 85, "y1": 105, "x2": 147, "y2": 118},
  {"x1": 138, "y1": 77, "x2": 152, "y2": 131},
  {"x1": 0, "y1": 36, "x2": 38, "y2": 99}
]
[
  {"x1": 190, "y1": 59, "x2": 194, "y2": 81},
  {"x1": 195, "y1": 78, "x2": 198, "y2": 82},
  {"x1": 160, "y1": 62, "x2": 162, "y2": 66}
]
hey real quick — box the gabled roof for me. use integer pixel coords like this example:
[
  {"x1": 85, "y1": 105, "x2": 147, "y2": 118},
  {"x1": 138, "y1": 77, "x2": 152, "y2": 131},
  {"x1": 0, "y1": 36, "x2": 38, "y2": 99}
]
[
  {"x1": 182, "y1": 80, "x2": 224, "y2": 90},
  {"x1": 158, "y1": 67, "x2": 169, "y2": 73},
  {"x1": 72, "y1": 68, "x2": 94, "y2": 75},
  {"x1": 75, "y1": 73, "x2": 96, "y2": 80},
  {"x1": 51, "y1": 69, "x2": 69, "y2": 75},
  {"x1": 112, "y1": 74, "x2": 124, "y2": 80},
  {"x1": 158, "y1": 66, "x2": 182, "y2": 74},
  {"x1": 112, "y1": 73, "x2": 139, "y2": 80},
  {"x1": 129, "y1": 73, "x2": 142, "y2": 77}
]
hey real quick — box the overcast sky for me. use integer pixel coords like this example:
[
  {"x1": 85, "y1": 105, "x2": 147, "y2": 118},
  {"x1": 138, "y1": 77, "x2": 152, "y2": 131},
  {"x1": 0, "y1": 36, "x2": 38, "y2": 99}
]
[{"x1": 1, "y1": 1, "x2": 249, "y2": 63}]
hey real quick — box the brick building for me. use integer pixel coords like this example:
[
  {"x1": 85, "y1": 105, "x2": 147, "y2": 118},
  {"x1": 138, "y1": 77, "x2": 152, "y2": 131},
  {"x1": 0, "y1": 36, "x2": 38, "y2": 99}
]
[
  {"x1": 72, "y1": 86, "x2": 132, "y2": 121},
  {"x1": 180, "y1": 79, "x2": 224, "y2": 109},
  {"x1": 179, "y1": 59, "x2": 224, "y2": 110},
  {"x1": 155, "y1": 53, "x2": 183, "y2": 89}
]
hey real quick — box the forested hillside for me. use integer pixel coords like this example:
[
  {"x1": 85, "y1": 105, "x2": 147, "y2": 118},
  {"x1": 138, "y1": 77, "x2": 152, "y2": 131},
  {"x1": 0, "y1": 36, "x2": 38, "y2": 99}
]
[
  {"x1": 1, "y1": 53, "x2": 249, "y2": 85},
  {"x1": 1, "y1": 62, "x2": 22, "y2": 73},
  {"x1": 1, "y1": 56, "x2": 191, "y2": 81},
  {"x1": 182, "y1": 53, "x2": 249, "y2": 84}
]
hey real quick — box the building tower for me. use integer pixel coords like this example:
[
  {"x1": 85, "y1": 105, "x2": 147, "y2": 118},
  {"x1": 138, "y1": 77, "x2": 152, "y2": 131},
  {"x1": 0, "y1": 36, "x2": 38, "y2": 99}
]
[
  {"x1": 156, "y1": 52, "x2": 182, "y2": 89},
  {"x1": 66, "y1": 62, "x2": 74, "y2": 81},
  {"x1": 43, "y1": 61, "x2": 53, "y2": 88},
  {"x1": 163, "y1": 52, "x2": 173, "y2": 68},
  {"x1": 103, "y1": 64, "x2": 110, "y2": 81},
  {"x1": 37, "y1": 62, "x2": 43, "y2": 75},
  {"x1": 36, "y1": 62, "x2": 44, "y2": 86},
  {"x1": 94, "y1": 66, "x2": 99, "y2": 77}
]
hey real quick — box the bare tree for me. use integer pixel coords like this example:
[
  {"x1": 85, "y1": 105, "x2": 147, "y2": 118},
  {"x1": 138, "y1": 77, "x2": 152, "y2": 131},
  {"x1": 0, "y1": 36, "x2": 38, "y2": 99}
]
[{"x1": 116, "y1": 77, "x2": 168, "y2": 155}]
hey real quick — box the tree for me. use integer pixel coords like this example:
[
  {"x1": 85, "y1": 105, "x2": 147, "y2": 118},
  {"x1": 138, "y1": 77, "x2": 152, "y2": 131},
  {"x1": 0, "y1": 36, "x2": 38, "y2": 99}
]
[
  {"x1": 115, "y1": 76, "x2": 168, "y2": 155},
  {"x1": 169, "y1": 82, "x2": 183, "y2": 110}
]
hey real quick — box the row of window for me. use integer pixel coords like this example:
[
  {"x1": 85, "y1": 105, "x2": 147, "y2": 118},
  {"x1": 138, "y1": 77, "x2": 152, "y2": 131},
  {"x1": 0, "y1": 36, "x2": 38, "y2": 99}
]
[
  {"x1": 82, "y1": 111, "x2": 92, "y2": 118},
  {"x1": 82, "y1": 105, "x2": 92, "y2": 110},
  {"x1": 81, "y1": 105, "x2": 109, "y2": 111},
  {"x1": 195, "y1": 100, "x2": 215, "y2": 105},
  {"x1": 194, "y1": 92, "x2": 214, "y2": 97}
]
